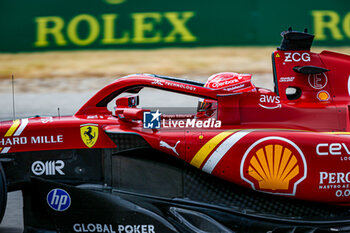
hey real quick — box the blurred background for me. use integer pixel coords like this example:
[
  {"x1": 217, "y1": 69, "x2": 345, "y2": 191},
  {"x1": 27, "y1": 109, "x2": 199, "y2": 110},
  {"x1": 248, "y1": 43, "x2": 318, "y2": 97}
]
[{"x1": 0, "y1": 0, "x2": 349, "y2": 231}]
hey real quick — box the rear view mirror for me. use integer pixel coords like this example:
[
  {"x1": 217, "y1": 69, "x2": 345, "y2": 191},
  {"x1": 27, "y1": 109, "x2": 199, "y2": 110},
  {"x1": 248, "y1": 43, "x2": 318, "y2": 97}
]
[{"x1": 115, "y1": 95, "x2": 139, "y2": 108}]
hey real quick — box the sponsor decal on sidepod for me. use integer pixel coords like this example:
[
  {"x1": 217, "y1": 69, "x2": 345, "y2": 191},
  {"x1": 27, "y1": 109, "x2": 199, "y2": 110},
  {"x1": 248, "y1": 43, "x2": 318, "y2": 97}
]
[{"x1": 241, "y1": 137, "x2": 307, "y2": 196}]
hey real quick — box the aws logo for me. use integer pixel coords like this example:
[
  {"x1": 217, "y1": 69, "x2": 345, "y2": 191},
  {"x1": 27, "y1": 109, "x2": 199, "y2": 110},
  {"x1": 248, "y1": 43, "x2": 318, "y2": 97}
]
[
  {"x1": 259, "y1": 94, "x2": 281, "y2": 109},
  {"x1": 240, "y1": 137, "x2": 307, "y2": 196}
]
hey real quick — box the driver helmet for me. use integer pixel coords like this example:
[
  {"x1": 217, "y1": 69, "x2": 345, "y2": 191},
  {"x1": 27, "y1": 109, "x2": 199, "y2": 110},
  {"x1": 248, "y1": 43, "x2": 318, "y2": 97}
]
[
  {"x1": 197, "y1": 72, "x2": 255, "y2": 116},
  {"x1": 205, "y1": 72, "x2": 254, "y2": 91}
]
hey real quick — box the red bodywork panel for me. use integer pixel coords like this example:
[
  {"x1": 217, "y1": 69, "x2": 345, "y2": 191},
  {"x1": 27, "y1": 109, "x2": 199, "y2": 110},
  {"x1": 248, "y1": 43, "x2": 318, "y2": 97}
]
[
  {"x1": 0, "y1": 116, "x2": 116, "y2": 153},
  {"x1": 1, "y1": 47, "x2": 350, "y2": 205}
]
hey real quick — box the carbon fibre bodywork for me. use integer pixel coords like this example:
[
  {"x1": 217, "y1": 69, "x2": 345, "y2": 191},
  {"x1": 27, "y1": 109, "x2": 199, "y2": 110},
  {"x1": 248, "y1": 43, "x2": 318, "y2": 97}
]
[{"x1": 20, "y1": 148, "x2": 350, "y2": 232}]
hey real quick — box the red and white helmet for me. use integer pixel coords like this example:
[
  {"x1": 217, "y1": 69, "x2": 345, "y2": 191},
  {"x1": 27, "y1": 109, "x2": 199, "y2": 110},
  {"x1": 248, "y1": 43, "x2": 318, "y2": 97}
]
[
  {"x1": 205, "y1": 72, "x2": 255, "y2": 92},
  {"x1": 197, "y1": 72, "x2": 255, "y2": 116}
]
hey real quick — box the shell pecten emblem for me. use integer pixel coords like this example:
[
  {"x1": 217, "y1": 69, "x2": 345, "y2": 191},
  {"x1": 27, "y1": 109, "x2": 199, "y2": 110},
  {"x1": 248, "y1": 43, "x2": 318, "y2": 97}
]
[{"x1": 241, "y1": 137, "x2": 307, "y2": 196}]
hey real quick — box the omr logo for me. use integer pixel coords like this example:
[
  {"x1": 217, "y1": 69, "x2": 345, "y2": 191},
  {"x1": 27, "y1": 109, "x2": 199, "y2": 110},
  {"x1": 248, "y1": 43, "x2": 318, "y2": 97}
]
[
  {"x1": 240, "y1": 137, "x2": 307, "y2": 196},
  {"x1": 47, "y1": 188, "x2": 71, "y2": 211},
  {"x1": 31, "y1": 160, "x2": 65, "y2": 176}
]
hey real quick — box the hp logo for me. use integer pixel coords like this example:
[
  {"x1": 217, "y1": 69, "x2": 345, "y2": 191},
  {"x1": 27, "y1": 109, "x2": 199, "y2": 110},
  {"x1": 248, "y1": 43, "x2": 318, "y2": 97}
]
[{"x1": 47, "y1": 188, "x2": 71, "y2": 211}]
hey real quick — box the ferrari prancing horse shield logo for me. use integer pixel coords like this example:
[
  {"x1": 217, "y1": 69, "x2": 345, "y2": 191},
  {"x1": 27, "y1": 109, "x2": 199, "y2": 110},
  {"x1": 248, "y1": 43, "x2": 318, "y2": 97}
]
[{"x1": 80, "y1": 124, "x2": 99, "y2": 148}]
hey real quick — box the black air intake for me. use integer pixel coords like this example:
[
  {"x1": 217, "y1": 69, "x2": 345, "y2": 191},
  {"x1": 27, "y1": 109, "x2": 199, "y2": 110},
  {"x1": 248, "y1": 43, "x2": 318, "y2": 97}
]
[{"x1": 278, "y1": 27, "x2": 314, "y2": 51}]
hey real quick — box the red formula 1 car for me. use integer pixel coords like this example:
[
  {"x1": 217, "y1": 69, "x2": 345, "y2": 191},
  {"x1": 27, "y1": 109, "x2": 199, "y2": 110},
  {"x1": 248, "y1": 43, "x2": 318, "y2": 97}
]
[{"x1": 1, "y1": 28, "x2": 350, "y2": 233}]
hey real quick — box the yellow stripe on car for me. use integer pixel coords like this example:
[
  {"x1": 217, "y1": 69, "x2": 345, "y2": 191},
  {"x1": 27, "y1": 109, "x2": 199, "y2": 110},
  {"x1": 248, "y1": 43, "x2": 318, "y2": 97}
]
[
  {"x1": 190, "y1": 129, "x2": 238, "y2": 168},
  {"x1": 4, "y1": 119, "x2": 21, "y2": 137}
]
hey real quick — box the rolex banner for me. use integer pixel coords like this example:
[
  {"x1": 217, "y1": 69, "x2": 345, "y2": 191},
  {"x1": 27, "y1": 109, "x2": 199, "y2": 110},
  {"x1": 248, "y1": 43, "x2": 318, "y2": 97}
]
[{"x1": 0, "y1": 0, "x2": 349, "y2": 52}]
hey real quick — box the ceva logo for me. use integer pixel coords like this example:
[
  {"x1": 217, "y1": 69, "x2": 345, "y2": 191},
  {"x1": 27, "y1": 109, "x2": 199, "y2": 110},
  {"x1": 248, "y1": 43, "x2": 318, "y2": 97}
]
[{"x1": 47, "y1": 188, "x2": 71, "y2": 211}]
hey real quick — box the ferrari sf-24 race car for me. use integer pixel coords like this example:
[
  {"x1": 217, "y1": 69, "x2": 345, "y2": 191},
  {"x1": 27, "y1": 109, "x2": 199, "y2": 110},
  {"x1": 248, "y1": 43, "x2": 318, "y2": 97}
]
[{"x1": 1, "y1": 28, "x2": 350, "y2": 233}]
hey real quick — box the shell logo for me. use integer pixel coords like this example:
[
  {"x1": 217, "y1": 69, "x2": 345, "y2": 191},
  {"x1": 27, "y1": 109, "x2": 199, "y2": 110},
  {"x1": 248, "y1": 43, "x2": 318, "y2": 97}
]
[
  {"x1": 240, "y1": 137, "x2": 307, "y2": 196},
  {"x1": 317, "y1": 90, "x2": 330, "y2": 101}
]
